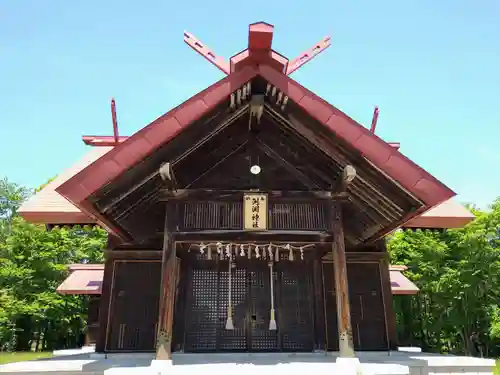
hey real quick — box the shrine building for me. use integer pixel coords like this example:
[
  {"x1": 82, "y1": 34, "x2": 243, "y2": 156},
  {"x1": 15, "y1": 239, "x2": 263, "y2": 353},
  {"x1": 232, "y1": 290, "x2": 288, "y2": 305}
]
[{"x1": 18, "y1": 22, "x2": 474, "y2": 359}]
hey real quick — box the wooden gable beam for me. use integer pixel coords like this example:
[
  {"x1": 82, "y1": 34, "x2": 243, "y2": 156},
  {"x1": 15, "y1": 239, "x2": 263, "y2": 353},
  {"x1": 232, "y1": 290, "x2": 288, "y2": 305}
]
[
  {"x1": 97, "y1": 105, "x2": 248, "y2": 215},
  {"x1": 158, "y1": 189, "x2": 351, "y2": 201},
  {"x1": 255, "y1": 138, "x2": 322, "y2": 190}
]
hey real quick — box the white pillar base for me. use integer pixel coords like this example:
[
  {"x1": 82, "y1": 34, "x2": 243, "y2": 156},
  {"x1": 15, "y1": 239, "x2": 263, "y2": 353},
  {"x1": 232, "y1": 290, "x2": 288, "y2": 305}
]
[
  {"x1": 150, "y1": 359, "x2": 173, "y2": 375},
  {"x1": 335, "y1": 357, "x2": 363, "y2": 375}
]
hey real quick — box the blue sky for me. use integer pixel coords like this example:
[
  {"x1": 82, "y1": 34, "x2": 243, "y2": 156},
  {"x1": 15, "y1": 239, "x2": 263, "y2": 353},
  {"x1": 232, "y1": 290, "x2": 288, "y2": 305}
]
[{"x1": 0, "y1": 0, "x2": 498, "y2": 208}]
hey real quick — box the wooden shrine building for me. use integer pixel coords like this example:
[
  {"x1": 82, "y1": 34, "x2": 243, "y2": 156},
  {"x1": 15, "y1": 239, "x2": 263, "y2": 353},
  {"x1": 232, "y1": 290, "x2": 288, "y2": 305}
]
[
  {"x1": 19, "y1": 23, "x2": 475, "y2": 359},
  {"x1": 55, "y1": 263, "x2": 420, "y2": 350}
]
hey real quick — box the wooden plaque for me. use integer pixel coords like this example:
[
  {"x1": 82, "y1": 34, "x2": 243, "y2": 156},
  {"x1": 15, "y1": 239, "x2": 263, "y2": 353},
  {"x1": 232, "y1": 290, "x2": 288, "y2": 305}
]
[{"x1": 243, "y1": 193, "x2": 268, "y2": 230}]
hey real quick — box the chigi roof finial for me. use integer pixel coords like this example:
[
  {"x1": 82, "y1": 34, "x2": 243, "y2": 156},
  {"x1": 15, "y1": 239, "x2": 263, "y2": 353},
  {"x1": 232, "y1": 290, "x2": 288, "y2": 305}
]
[{"x1": 184, "y1": 22, "x2": 332, "y2": 76}]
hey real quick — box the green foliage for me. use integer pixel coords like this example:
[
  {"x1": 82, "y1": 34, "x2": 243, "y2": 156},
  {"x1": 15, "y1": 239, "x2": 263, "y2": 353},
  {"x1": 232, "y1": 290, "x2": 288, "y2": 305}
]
[
  {"x1": 0, "y1": 178, "x2": 32, "y2": 241},
  {"x1": 0, "y1": 177, "x2": 106, "y2": 352},
  {"x1": 389, "y1": 198, "x2": 500, "y2": 357}
]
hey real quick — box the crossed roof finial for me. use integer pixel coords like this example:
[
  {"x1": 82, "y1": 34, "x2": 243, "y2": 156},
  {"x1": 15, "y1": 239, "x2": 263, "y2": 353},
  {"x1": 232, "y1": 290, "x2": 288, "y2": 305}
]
[{"x1": 184, "y1": 22, "x2": 331, "y2": 76}]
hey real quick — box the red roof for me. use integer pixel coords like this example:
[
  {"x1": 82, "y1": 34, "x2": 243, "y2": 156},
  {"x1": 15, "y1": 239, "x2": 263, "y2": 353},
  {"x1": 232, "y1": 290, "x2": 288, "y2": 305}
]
[
  {"x1": 56, "y1": 63, "x2": 454, "y2": 238},
  {"x1": 404, "y1": 198, "x2": 475, "y2": 228},
  {"x1": 18, "y1": 145, "x2": 471, "y2": 228},
  {"x1": 17, "y1": 22, "x2": 468, "y2": 237},
  {"x1": 389, "y1": 266, "x2": 419, "y2": 295},
  {"x1": 56, "y1": 264, "x2": 104, "y2": 295},
  {"x1": 18, "y1": 147, "x2": 112, "y2": 224}
]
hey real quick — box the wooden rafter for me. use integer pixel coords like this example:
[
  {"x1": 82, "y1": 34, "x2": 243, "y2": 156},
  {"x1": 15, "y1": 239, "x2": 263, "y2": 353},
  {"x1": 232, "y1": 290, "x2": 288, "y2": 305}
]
[
  {"x1": 171, "y1": 104, "x2": 249, "y2": 166},
  {"x1": 158, "y1": 189, "x2": 350, "y2": 201},
  {"x1": 284, "y1": 106, "x2": 420, "y2": 209},
  {"x1": 281, "y1": 110, "x2": 414, "y2": 212},
  {"x1": 258, "y1": 119, "x2": 339, "y2": 188},
  {"x1": 91, "y1": 89, "x2": 423, "y2": 244},
  {"x1": 255, "y1": 138, "x2": 321, "y2": 190},
  {"x1": 184, "y1": 138, "x2": 250, "y2": 189}
]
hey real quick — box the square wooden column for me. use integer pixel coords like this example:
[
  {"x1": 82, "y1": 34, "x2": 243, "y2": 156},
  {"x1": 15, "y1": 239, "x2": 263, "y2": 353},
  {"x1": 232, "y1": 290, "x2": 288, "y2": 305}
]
[
  {"x1": 95, "y1": 234, "x2": 119, "y2": 353},
  {"x1": 156, "y1": 211, "x2": 177, "y2": 360},
  {"x1": 332, "y1": 201, "x2": 355, "y2": 357}
]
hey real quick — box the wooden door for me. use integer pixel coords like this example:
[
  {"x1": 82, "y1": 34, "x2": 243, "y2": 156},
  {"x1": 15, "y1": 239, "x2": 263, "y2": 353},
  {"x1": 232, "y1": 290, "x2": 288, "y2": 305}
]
[
  {"x1": 107, "y1": 261, "x2": 161, "y2": 352},
  {"x1": 350, "y1": 263, "x2": 388, "y2": 351},
  {"x1": 182, "y1": 253, "x2": 314, "y2": 352},
  {"x1": 322, "y1": 261, "x2": 388, "y2": 351},
  {"x1": 277, "y1": 259, "x2": 315, "y2": 351},
  {"x1": 248, "y1": 261, "x2": 279, "y2": 351}
]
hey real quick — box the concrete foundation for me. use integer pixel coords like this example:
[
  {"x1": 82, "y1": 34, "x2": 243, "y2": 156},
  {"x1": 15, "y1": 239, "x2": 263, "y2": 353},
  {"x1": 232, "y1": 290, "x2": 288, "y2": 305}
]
[{"x1": 0, "y1": 349, "x2": 495, "y2": 375}]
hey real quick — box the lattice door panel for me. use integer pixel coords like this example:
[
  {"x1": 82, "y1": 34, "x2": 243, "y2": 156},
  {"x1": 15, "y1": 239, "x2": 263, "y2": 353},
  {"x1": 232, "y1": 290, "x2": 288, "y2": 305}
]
[
  {"x1": 322, "y1": 263, "x2": 339, "y2": 351},
  {"x1": 182, "y1": 256, "x2": 315, "y2": 353},
  {"x1": 218, "y1": 264, "x2": 247, "y2": 351},
  {"x1": 248, "y1": 264, "x2": 279, "y2": 351},
  {"x1": 183, "y1": 263, "x2": 219, "y2": 352},
  {"x1": 278, "y1": 261, "x2": 314, "y2": 351}
]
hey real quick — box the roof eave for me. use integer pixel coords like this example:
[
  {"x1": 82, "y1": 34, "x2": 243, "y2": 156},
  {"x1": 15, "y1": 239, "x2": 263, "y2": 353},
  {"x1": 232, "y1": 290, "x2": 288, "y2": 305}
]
[
  {"x1": 404, "y1": 215, "x2": 474, "y2": 229},
  {"x1": 55, "y1": 65, "x2": 456, "y2": 240},
  {"x1": 18, "y1": 210, "x2": 96, "y2": 225},
  {"x1": 257, "y1": 64, "x2": 456, "y2": 210},
  {"x1": 56, "y1": 67, "x2": 259, "y2": 223}
]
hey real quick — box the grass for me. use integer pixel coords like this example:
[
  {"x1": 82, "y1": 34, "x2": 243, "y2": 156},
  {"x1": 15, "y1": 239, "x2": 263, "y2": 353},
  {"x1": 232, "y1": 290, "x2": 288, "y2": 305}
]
[
  {"x1": 495, "y1": 359, "x2": 500, "y2": 375},
  {"x1": 0, "y1": 352, "x2": 53, "y2": 365}
]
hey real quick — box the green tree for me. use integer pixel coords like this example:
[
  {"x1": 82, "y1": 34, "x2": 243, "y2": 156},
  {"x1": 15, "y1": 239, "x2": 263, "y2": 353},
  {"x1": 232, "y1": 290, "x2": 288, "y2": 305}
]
[
  {"x1": 0, "y1": 177, "x2": 107, "y2": 351},
  {"x1": 0, "y1": 178, "x2": 31, "y2": 239},
  {"x1": 389, "y1": 198, "x2": 500, "y2": 357}
]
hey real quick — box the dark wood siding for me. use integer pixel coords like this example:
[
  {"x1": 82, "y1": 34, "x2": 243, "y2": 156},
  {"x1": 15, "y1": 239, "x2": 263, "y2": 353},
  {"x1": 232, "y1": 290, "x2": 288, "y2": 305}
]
[
  {"x1": 179, "y1": 253, "x2": 315, "y2": 352},
  {"x1": 322, "y1": 261, "x2": 389, "y2": 351},
  {"x1": 88, "y1": 296, "x2": 100, "y2": 324},
  {"x1": 178, "y1": 200, "x2": 329, "y2": 231},
  {"x1": 106, "y1": 260, "x2": 161, "y2": 352}
]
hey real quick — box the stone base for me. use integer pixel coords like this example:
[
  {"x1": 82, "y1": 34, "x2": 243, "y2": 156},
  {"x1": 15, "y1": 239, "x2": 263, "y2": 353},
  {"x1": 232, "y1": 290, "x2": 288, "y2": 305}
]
[
  {"x1": 397, "y1": 347, "x2": 422, "y2": 353},
  {"x1": 336, "y1": 357, "x2": 363, "y2": 375},
  {"x1": 0, "y1": 351, "x2": 495, "y2": 375}
]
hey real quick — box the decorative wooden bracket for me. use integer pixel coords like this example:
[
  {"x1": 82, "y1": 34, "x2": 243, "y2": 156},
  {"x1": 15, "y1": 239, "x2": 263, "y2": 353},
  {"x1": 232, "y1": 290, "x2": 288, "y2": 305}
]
[
  {"x1": 183, "y1": 31, "x2": 230, "y2": 75},
  {"x1": 370, "y1": 106, "x2": 379, "y2": 133},
  {"x1": 286, "y1": 36, "x2": 332, "y2": 75},
  {"x1": 82, "y1": 98, "x2": 126, "y2": 146},
  {"x1": 184, "y1": 22, "x2": 331, "y2": 76},
  {"x1": 111, "y1": 98, "x2": 119, "y2": 143},
  {"x1": 159, "y1": 162, "x2": 178, "y2": 191}
]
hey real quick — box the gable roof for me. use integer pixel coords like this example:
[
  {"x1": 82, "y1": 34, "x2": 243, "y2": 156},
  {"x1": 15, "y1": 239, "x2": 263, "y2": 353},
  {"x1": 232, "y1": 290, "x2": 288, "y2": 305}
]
[
  {"x1": 56, "y1": 264, "x2": 103, "y2": 295},
  {"x1": 56, "y1": 66, "x2": 258, "y2": 206},
  {"x1": 404, "y1": 198, "x2": 475, "y2": 228},
  {"x1": 55, "y1": 65, "x2": 455, "y2": 239},
  {"x1": 18, "y1": 147, "x2": 112, "y2": 224},
  {"x1": 20, "y1": 143, "x2": 471, "y2": 229}
]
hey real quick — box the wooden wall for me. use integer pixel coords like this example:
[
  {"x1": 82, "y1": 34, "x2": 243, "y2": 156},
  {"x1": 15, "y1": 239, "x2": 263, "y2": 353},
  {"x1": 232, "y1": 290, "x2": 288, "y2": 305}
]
[
  {"x1": 85, "y1": 296, "x2": 101, "y2": 346},
  {"x1": 96, "y1": 250, "x2": 162, "y2": 353},
  {"x1": 95, "y1": 249, "x2": 396, "y2": 353}
]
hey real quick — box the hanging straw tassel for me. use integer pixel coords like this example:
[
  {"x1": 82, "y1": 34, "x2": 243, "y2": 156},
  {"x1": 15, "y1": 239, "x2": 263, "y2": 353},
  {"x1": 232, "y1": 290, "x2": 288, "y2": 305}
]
[
  {"x1": 286, "y1": 244, "x2": 294, "y2": 261},
  {"x1": 225, "y1": 249, "x2": 234, "y2": 330},
  {"x1": 268, "y1": 260, "x2": 277, "y2": 330}
]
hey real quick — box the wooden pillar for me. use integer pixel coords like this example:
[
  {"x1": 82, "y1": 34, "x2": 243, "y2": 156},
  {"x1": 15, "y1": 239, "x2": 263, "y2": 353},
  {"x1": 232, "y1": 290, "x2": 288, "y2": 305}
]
[
  {"x1": 378, "y1": 240, "x2": 398, "y2": 350},
  {"x1": 313, "y1": 255, "x2": 326, "y2": 350},
  {"x1": 332, "y1": 201, "x2": 355, "y2": 357},
  {"x1": 95, "y1": 235, "x2": 117, "y2": 353},
  {"x1": 156, "y1": 207, "x2": 177, "y2": 360}
]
